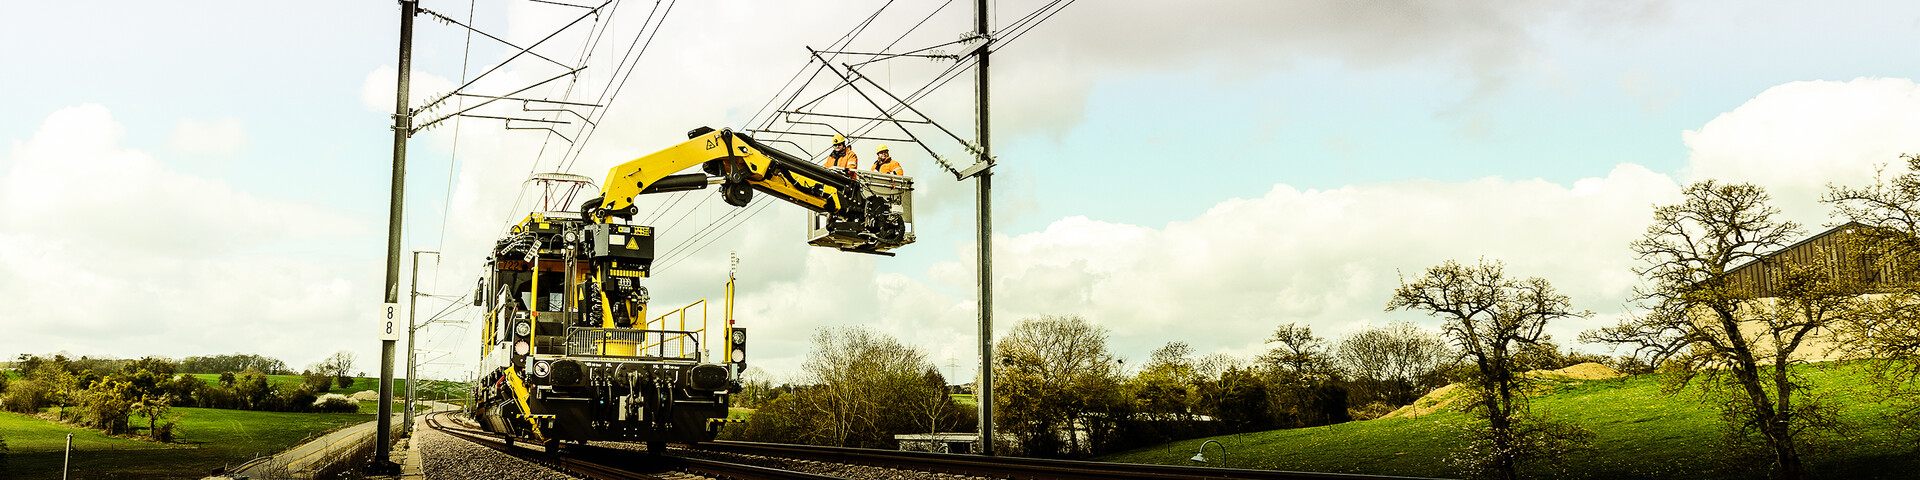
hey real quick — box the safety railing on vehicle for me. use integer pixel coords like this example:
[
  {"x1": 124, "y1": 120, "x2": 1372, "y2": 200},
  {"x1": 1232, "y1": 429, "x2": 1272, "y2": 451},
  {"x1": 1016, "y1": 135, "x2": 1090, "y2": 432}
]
[
  {"x1": 643, "y1": 298, "x2": 708, "y2": 358},
  {"x1": 563, "y1": 327, "x2": 704, "y2": 360}
]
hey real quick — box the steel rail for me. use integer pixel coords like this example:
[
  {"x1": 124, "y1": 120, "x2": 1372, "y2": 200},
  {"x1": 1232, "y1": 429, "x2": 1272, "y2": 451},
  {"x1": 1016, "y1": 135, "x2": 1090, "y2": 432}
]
[
  {"x1": 423, "y1": 412, "x2": 849, "y2": 480},
  {"x1": 693, "y1": 440, "x2": 1452, "y2": 480}
]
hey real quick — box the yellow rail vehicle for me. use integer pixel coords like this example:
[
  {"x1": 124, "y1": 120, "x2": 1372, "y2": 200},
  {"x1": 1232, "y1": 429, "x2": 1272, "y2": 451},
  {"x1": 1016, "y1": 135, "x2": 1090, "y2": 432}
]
[
  {"x1": 472, "y1": 209, "x2": 741, "y2": 452},
  {"x1": 469, "y1": 127, "x2": 914, "y2": 453}
]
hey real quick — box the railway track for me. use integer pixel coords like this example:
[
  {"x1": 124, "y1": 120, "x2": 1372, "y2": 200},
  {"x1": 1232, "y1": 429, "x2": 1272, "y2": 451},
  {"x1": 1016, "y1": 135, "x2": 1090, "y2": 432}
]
[
  {"x1": 685, "y1": 440, "x2": 1449, "y2": 480},
  {"x1": 424, "y1": 412, "x2": 1444, "y2": 480},
  {"x1": 421, "y1": 412, "x2": 843, "y2": 480}
]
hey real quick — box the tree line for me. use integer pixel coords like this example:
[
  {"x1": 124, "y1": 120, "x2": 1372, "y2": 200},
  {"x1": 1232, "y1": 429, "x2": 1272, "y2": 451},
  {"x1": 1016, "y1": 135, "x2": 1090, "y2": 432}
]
[
  {"x1": 1388, "y1": 165, "x2": 1920, "y2": 480},
  {"x1": 1, "y1": 351, "x2": 362, "y2": 443},
  {"x1": 723, "y1": 157, "x2": 1920, "y2": 480},
  {"x1": 723, "y1": 315, "x2": 1611, "y2": 458}
]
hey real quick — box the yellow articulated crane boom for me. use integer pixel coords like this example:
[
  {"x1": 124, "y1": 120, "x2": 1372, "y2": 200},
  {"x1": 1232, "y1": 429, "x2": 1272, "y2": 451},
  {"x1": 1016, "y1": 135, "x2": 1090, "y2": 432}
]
[
  {"x1": 468, "y1": 127, "x2": 913, "y2": 453},
  {"x1": 581, "y1": 126, "x2": 915, "y2": 255}
]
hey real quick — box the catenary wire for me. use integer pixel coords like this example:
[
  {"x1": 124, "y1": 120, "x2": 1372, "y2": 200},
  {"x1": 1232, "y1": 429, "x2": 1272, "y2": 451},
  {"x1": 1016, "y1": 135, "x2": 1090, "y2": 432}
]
[{"x1": 658, "y1": 1, "x2": 1070, "y2": 266}]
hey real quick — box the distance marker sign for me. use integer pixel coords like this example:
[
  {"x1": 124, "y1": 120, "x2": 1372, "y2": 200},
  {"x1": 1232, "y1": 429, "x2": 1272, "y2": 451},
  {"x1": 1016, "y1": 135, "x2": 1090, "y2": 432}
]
[{"x1": 379, "y1": 303, "x2": 401, "y2": 341}]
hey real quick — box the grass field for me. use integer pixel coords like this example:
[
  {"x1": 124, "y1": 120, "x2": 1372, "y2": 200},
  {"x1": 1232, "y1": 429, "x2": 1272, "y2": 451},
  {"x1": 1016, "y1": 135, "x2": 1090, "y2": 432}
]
[
  {"x1": 1100, "y1": 360, "x2": 1920, "y2": 479},
  {"x1": 2, "y1": 407, "x2": 373, "y2": 479},
  {"x1": 950, "y1": 394, "x2": 978, "y2": 409},
  {"x1": 179, "y1": 373, "x2": 383, "y2": 396}
]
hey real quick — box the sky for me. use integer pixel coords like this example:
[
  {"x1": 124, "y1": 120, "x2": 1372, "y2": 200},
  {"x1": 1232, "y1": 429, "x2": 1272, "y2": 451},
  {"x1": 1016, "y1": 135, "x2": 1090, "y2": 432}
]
[{"x1": 5, "y1": 1, "x2": 1920, "y2": 384}]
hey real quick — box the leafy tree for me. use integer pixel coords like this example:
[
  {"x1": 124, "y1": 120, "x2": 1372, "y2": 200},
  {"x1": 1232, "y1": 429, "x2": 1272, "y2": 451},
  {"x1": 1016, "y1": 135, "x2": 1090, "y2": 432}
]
[
  {"x1": 995, "y1": 314, "x2": 1127, "y2": 457},
  {"x1": 1390, "y1": 258, "x2": 1593, "y2": 480},
  {"x1": 164, "y1": 374, "x2": 205, "y2": 407},
  {"x1": 726, "y1": 390, "x2": 812, "y2": 443},
  {"x1": 301, "y1": 369, "x2": 334, "y2": 393},
  {"x1": 126, "y1": 356, "x2": 176, "y2": 378},
  {"x1": 236, "y1": 368, "x2": 272, "y2": 410},
  {"x1": 1584, "y1": 181, "x2": 1849, "y2": 480},
  {"x1": 178, "y1": 354, "x2": 290, "y2": 375},
  {"x1": 1197, "y1": 364, "x2": 1273, "y2": 432},
  {"x1": 131, "y1": 393, "x2": 177, "y2": 442},
  {"x1": 68, "y1": 377, "x2": 134, "y2": 435},
  {"x1": 1129, "y1": 342, "x2": 1197, "y2": 422}
]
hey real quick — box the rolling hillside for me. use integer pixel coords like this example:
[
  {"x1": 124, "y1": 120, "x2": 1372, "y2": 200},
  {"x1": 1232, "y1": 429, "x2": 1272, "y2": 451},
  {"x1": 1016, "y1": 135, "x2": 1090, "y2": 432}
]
[{"x1": 1100, "y1": 360, "x2": 1919, "y2": 479}]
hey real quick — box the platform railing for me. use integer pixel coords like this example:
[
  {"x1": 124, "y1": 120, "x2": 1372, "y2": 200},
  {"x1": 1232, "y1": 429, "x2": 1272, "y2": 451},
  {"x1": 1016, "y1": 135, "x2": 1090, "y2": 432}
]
[
  {"x1": 562, "y1": 327, "x2": 704, "y2": 360},
  {"x1": 642, "y1": 298, "x2": 708, "y2": 358}
]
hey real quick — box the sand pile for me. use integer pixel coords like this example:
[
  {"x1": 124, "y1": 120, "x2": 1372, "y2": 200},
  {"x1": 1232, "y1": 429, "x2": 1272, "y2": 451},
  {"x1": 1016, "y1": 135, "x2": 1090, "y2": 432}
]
[
  {"x1": 1378, "y1": 362, "x2": 1623, "y2": 419},
  {"x1": 1534, "y1": 362, "x2": 1624, "y2": 380}
]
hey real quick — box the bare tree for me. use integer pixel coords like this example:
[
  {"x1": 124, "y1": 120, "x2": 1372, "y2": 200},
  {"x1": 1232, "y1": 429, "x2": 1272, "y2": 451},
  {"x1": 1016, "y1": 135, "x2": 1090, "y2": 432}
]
[
  {"x1": 1585, "y1": 180, "x2": 1844, "y2": 480},
  {"x1": 996, "y1": 314, "x2": 1125, "y2": 457},
  {"x1": 799, "y1": 326, "x2": 945, "y2": 448},
  {"x1": 1261, "y1": 323, "x2": 1335, "y2": 375},
  {"x1": 1337, "y1": 321, "x2": 1451, "y2": 406},
  {"x1": 1826, "y1": 154, "x2": 1920, "y2": 429},
  {"x1": 317, "y1": 351, "x2": 356, "y2": 389},
  {"x1": 1389, "y1": 258, "x2": 1592, "y2": 480},
  {"x1": 1129, "y1": 342, "x2": 1198, "y2": 422},
  {"x1": 1257, "y1": 323, "x2": 1349, "y2": 427}
]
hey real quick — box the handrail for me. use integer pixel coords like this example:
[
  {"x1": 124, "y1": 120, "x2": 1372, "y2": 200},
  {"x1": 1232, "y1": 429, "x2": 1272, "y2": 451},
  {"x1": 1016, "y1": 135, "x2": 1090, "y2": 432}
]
[
  {"x1": 563, "y1": 327, "x2": 704, "y2": 359},
  {"x1": 643, "y1": 299, "x2": 708, "y2": 358}
]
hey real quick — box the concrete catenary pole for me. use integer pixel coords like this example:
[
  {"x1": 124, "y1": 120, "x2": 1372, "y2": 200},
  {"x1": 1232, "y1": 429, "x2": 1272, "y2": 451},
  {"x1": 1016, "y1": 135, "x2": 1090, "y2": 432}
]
[
  {"x1": 407, "y1": 250, "x2": 436, "y2": 436},
  {"x1": 973, "y1": 0, "x2": 995, "y2": 457},
  {"x1": 375, "y1": 0, "x2": 416, "y2": 471}
]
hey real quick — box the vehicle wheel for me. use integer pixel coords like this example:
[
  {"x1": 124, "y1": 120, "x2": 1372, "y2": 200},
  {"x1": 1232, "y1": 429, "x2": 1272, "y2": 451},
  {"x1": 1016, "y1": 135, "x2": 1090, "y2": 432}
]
[{"x1": 647, "y1": 441, "x2": 664, "y2": 456}]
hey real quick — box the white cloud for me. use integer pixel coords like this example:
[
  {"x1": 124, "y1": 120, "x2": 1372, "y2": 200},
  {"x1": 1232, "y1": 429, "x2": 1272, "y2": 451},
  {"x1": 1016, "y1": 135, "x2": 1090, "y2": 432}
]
[
  {"x1": 697, "y1": 162, "x2": 1680, "y2": 381},
  {"x1": 929, "y1": 164, "x2": 1681, "y2": 366},
  {"x1": 1682, "y1": 77, "x2": 1920, "y2": 228},
  {"x1": 0, "y1": 104, "x2": 368, "y2": 366}
]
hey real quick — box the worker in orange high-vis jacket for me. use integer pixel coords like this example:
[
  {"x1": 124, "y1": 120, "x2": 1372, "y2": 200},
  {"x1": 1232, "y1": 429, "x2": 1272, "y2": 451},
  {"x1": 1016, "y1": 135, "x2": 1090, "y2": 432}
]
[
  {"x1": 872, "y1": 144, "x2": 904, "y2": 175},
  {"x1": 824, "y1": 134, "x2": 859, "y2": 169}
]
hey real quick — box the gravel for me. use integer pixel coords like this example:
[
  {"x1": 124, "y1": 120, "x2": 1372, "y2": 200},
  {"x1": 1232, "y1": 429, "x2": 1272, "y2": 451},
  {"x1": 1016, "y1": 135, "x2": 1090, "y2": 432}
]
[
  {"x1": 591, "y1": 441, "x2": 997, "y2": 480},
  {"x1": 417, "y1": 427, "x2": 581, "y2": 480}
]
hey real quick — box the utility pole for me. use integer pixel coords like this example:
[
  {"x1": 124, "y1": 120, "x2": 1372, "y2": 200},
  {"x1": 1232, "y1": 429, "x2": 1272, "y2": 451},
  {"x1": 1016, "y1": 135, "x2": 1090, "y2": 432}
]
[
  {"x1": 972, "y1": 0, "x2": 995, "y2": 457},
  {"x1": 373, "y1": 0, "x2": 416, "y2": 473},
  {"x1": 406, "y1": 250, "x2": 437, "y2": 436}
]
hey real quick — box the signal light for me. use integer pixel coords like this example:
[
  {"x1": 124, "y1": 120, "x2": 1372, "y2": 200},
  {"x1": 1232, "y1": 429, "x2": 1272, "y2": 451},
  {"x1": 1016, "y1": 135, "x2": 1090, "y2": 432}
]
[{"x1": 730, "y1": 327, "x2": 746, "y2": 366}]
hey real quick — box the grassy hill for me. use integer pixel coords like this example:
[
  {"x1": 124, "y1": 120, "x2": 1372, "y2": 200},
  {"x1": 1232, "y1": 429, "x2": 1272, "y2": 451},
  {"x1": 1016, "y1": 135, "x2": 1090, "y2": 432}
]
[
  {"x1": 2, "y1": 407, "x2": 372, "y2": 479},
  {"x1": 1100, "y1": 360, "x2": 1919, "y2": 479}
]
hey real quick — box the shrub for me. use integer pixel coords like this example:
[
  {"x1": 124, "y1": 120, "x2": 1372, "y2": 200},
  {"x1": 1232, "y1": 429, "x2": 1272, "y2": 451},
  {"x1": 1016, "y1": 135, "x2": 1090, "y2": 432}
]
[
  {"x1": 301, "y1": 370, "x2": 333, "y2": 393},
  {"x1": 2, "y1": 380, "x2": 48, "y2": 414},
  {"x1": 313, "y1": 393, "x2": 359, "y2": 413},
  {"x1": 152, "y1": 418, "x2": 178, "y2": 443},
  {"x1": 69, "y1": 379, "x2": 134, "y2": 435}
]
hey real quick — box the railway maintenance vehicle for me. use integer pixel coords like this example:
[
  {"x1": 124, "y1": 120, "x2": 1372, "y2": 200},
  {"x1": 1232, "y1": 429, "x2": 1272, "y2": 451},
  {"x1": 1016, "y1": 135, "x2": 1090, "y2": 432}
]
[{"x1": 469, "y1": 127, "x2": 914, "y2": 453}]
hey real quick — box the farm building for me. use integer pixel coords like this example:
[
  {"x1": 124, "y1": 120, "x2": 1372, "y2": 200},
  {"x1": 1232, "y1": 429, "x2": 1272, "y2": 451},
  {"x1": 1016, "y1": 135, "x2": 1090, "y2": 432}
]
[{"x1": 1711, "y1": 221, "x2": 1917, "y2": 361}]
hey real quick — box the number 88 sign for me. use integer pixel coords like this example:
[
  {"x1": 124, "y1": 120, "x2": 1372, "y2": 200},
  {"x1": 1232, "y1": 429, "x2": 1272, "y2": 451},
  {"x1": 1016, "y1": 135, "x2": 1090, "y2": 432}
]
[{"x1": 379, "y1": 303, "x2": 401, "y2": 341}]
